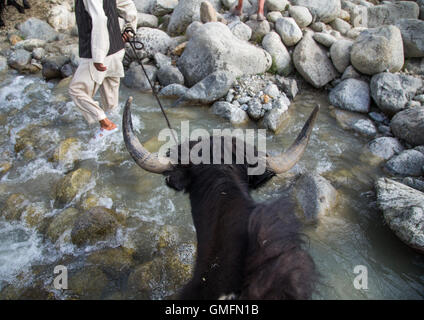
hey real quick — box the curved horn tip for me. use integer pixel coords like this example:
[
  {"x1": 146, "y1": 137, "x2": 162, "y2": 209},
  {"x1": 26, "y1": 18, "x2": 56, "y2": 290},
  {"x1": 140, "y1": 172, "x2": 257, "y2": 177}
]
[{"x1": 126, "y1": 96, "x2": 133, "y2": 104}]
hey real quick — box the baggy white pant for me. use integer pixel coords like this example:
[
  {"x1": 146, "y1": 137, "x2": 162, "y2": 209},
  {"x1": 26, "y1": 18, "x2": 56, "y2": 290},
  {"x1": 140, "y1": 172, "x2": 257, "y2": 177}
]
[{"x1": 68, "y1": 62, "x2": 120, "y2": 125}]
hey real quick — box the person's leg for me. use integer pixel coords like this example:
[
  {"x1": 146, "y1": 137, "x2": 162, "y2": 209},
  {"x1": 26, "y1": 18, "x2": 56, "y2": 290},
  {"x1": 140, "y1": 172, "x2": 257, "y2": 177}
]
[
  {"x1": 99, "y1": 76, "x2": 120, "y2": 113},
  {"x1": 257, "y1": 0, "x2": 265, "y2": 21},
  {"x1": 231, "y1": 0, "x2": 243, "y2": 16},
  {"x1": 69, "y1": 62, "x2": 108, "y2": 126}
]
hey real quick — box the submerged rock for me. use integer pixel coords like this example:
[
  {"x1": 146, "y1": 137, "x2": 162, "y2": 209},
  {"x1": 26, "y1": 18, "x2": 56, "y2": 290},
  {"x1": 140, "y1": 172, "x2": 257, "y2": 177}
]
[
  {"x1": 52, "y1": 137, "x2": 81, "y2": 172},
  {"x1": 68, "y1": 266, "x2": 108, "y2": 299},
  {"x1": 363, "y1": 137, "x2": 404, "y2": 164},
  {"x1": 55, "y1": 168, "x2": 92, "y2": 205},
  {"x1": 376, "y1": 178, "x2": 424, "y2": 254},
  {"x1": 86, "y1": 247, "x2": 135, "y2": 277},
  {"x1": 46, "y1": 207, "x2": 81, "y2": 242},
  {"x1": 1, "y1": 194, "x2": 29, "y2": 221},
  {"x1": 211, "y1": 101, "x2": 249, "y2": 125},
  {"x1": 331, "y1": 108, "x2": 377, "y2": 137},
  {"x1": 70, "y1": 206, "x2": 120, "y2": 246},
  {"x1": 293, "y1": 173, "x2": 338, "y2": 223}
]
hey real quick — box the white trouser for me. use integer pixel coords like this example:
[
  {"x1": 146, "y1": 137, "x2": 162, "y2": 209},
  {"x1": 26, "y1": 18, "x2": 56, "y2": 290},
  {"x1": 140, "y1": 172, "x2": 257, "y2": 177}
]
[{"x1": 68, "y1": 62, "x2": 121, "y2": 125}]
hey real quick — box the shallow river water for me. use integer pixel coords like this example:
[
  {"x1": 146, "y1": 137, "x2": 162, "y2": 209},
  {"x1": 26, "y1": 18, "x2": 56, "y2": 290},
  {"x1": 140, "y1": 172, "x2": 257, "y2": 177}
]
[{"x1": 0, "y1": 72, "x2": 423, "y2": 299}]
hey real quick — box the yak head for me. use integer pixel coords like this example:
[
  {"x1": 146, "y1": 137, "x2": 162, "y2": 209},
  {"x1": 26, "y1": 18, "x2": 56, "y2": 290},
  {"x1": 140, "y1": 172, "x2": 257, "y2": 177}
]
[{"x1": 122, "y1": 97, "x2": 319, "y2": 192}]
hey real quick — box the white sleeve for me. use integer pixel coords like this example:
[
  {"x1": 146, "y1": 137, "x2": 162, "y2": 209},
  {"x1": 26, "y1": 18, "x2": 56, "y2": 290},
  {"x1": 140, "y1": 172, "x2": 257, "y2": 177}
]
[
  {"x1": 116, "y1": 0, "x2": 138, "y2": 31},
  {"x1": 83, "y1": 0, "x2": 110, "y2": 64}
]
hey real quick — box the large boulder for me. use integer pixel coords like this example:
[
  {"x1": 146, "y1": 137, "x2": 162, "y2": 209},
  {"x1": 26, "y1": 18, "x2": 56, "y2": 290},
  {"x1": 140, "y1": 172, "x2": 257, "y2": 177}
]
[
  {"x1": 17, "y1": 18, "x2": 58, "y2": 42},
  {"x1": 330, "y1": 39, "x2": 353, "y2": 73},
  {"x1": 394, "y1": 19, "x2": 424, "y2": 58},
  {"x1": 370, "y1": 72, "x2": 422, "y2": 116},
  {"x1": 390, "y1": 107, "x2": 424, "y2": 147},
  {"x1": 376, "y1": 178, "x2": 424, "y2": 253},
  {"x1": 167, "y1": 0, "x2": 221, "y2": 36},
  {"x1": 293, "y1": 31, "x2": 338, "y2": 88},
  {"x1": 291, "y1": 0, "x2": 341, "y2": 23},
  {"x1": 367, "y1": 2, "x2": 419, "y2": 28},
  {"x1": 177, "y1": 22, "x2": 272, "y2": 87},
  {"x1": 262, "y1": 31, "x2": 292, "y2": 76},
  {"x1": 132, "y1": 27, "x2": 172, "y2": 59},
  {"x1": 329, "y1": 78, "x2": 370, "y2": 113},
  {"x1": 350, "y1": 25, "x2": 404, "y2": 75}
]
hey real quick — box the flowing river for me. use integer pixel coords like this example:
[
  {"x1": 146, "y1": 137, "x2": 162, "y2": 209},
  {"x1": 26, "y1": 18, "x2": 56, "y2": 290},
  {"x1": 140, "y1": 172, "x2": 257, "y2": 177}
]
[{"x1": 0, "y1": 71, "x2": 423, "y2": 299}]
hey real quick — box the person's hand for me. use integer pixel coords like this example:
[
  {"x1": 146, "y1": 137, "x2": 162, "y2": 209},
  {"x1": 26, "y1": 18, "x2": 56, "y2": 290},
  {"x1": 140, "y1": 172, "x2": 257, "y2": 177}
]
[
  {"x1": 94, "y1": 63, "x2": 107, "y2": 72},
  {"x1": 122, "y1": 31, "x2": 131, "y2": 43}
]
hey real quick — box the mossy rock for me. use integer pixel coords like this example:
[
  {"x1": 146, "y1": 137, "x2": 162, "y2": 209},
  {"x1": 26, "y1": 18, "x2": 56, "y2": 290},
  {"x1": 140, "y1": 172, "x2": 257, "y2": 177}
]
[
  {"x1": 70, "y1": 206, "x2": 119, "y2": 246},
  {"x1": 68, "y1": 266, "x2": 108, "y2": 300},
  {"x1": 1, "y1": 193, "x2": 29, "y2": 221},
  {"x1": 123, "y1": 221, "x2": 161, "y2": 263},
  {"x1": 55, "y1": 168, "x2": 92, "y2": 205},
  {"x1": 46, "y1": 208, "x2": 81, "y2": 242},
  {"x1": 127, "y1": 258, "x2": 163, "y2": 299},
  {"x1": 86, "y1": 247, "x2": 135, "y2": 277},
  {"x1": 22, "y1": 202, "x2": 49, "y2": 228},
  {"x1": 0, "y1": 282, "x2": 54, "y2": 300},
  {"x1": 156, "y1": 225, "x2": 182, "y2": 251},
  {"x1": 0, "y1": 162, "x2": 12, "y2": 176}
]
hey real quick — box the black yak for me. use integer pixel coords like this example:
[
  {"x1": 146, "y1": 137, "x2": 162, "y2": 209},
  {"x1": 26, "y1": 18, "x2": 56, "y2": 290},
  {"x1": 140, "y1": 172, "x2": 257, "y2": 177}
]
[
  {"x1": 0, "y1": 0, "x2": 30, "y2": 27},
  {"x1": 122, "y1": 97, "x2": 319, "y2": 300}
]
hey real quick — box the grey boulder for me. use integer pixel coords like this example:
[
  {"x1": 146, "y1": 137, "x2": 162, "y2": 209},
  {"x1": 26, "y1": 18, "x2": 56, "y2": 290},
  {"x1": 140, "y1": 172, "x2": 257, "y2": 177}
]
[
  {"x1": 395, "y1": 19, "x2": 424, "y2": 58},
  {"x1": 390, "y1": 107, "x2": 424, "y2": 147},
  {"x1": 385, "y1": 150, "x2": 424, "y2": 177},
  {"x1": 329, "y1": 78, "x2": 370, "y2": 113}
]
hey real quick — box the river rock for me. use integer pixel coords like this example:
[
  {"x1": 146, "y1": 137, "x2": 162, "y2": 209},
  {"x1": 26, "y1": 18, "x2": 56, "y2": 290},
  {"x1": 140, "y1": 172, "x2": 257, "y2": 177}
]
[
  {"x1": 247, "y1": 98, "x2": 263, "y2": 120},
  {"x1": 132, "y1": 27, "x2": 172, "y2": 59},
  {"x1": 46, "y1": 208, "x2": 81, "y2": 242},
  {"x1": 13, "y1": 39, "x2": 46, "y2": 51},
  {"x1": 276, "y1": 76, "x2": 299, "y2": 99},
  {"x1": 330, "y1": 39, "x2": 353, "y2": 73},
  {"x1": 291, "y1": 0, "x2": 341, "y2": 23},
  {"x1": 394, "y1": 19, "x2": 424, "y2": 58},
  {"x1": 177, "y1": 22, "x2": 271, "y2": 87},
  {"x1": 418, "y1": 0, "x2": 424, "y2": 19},
  {"x1": 385, "y1": 150, "x2": 424, "y2": 177},
  {"x1": 289, "y1": 5, "x2": 313, "y2": 28},
  {"x1": 403, "y1": 177, "x2": 424, "y2": 193},
  {"x1": 228, "y1": 20, "x2": 252, "y2": 41},
  {"x1": 200, "y1": 1, "x2": 218, "y2": 23},
  {"x1": 69, "y1": 266, "x2": 108, "y2": 299},
  {"x1": 293, "y1": 31, "x2": 338, "y2": 88},
  {"x1": 275, "y1": 17, "x2": 303, "y2": 47},
  {"x1": 293, "y1": 173, "x2": 338, "y2": 223},
  {"x1": 123, "y1": 62, "x2": 157, "y2": 91},
  {"x1": 71, "y1": 207, "x2": 120, "y2": 246},
  {"x1": 133, "y1": 0, "x2": 155, "y2": 13},
  {"x1": 245, "y1": 19, "x2": 271, "y2": 43},
  {"x1": 370, "y1": 72, "x2": 423, "y2": 116},
  {"x1": 376, "y1": 178, "x2": 424, "y2": 253},
  {"x1": 341, "y1": 65, "x2": 362, "y2": 80},
  {"x1": 32, "y1": 48, "x2": 46, "y2": 60},
  {"x1": 404, "y1": 58, "x2": 424, "y2": 75},
  {"x1": 7, "y1": 49, "x2": 31, "y2": 72},
  {"x1": 87, "y1": 247, "x2": 134, "y2": 276},
  {"x1": 263, "y1": 96, "x2": 291, "y2": 132},
  {"x1": 152, "y1": 0, "x2": 178, "y2": 16},
  {"x1": 391, "y1": 107, "x2": 424, "y2": 147},
  {"x1": 331, "y1": 108, "x2": 377, "y2": 137},
  {"x1": 266, "y1": 0, "x2": 289, "y2": 11},
  {"x1": 17, "y1": 18, "x2": 58, "y2": 42},
  {"x1": 167, "y1": 0, "x2": 221, "y2": 36},
  {"x1": 329, "y1": 78, "x2": 370, "y2": 113},
  {"x1": 367, "y1": 2, "x2": 419, "y2": 28},
  {"x1": 137, "y1": 13, "x2": 159, "y2": 28},
  {"x1": 262, "y1": 32, "x2": 292, "y2": 76},
  {"x1": 183, "y1": 70, "x2": 235, "y2": 104},
  {"x1": 1, "y1": 194, "x2": 29, "y2": 221},
  {"x1": 365, "y1": 137, "x2": 404, "y2": 162},
  {"x1": 350, "y1": 25, "x2": 404, "y2": 75},
  {"x1": 42, "y1": 56, "x2": 70, "y2": 80},
  {"x1": 159, "y1": 83, "x2": 189, "y2": 98},
  {"x1": 157, "y1": 65, "x2": 185, "y2": 86},
  {"x1": 330, "y1": 17, "x2": 352, "y2": 34},
  {"x1": 55, "y1": 168, "x2": 92, "y2": 205},
  {"x1": 267, "y1": 11, "x2": 283, "y2": 23},
  {"x1": 52, "y1": 137, "x2": 81, "y2": 172},
  {"x1": 212, "y1": 101, "x2": 249, "y2": 125},
  {"x1": 313, "y1": 32, "x2": 337, "y2": 47},
  {"x1": 48, "y1": 4, "x2": 75, "y2": 32}
]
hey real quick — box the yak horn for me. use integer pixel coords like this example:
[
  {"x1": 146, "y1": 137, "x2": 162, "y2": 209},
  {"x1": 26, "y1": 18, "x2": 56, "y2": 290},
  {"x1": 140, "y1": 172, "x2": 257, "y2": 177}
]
[
  {"x1": 122, "y1": 96, "x2": 173, "y2": 174},
  {"x1": 266, "y1": 105, "x2": 320, "y2": 174}
]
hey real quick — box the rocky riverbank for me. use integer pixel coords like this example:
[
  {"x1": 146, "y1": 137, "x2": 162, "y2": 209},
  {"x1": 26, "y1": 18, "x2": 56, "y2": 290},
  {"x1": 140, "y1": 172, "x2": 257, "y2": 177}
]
[{"x1": 0, "y1": 0, "x2": 423, "y2": 299}]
